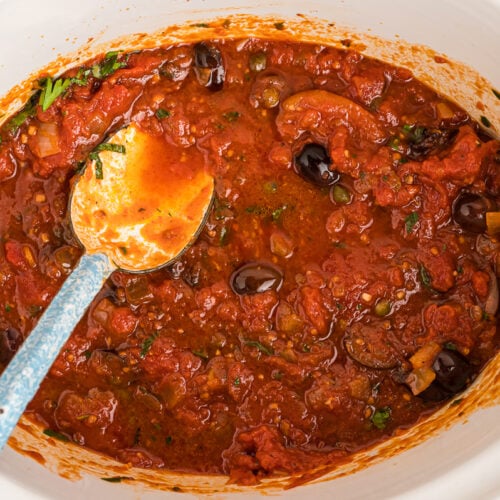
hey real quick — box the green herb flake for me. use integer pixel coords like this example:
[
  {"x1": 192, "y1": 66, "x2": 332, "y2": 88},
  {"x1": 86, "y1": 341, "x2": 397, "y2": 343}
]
[
  {"x1": 405, "y1": 212, "x2": 419, "y2": 233},
  {"x1": 233, "y1": 377, "x2": 241, "y2": 386},
  {"x1": 119, "y1": 246, "x2": 128, "y2": 255},
  {"x1": 38, "y1": 76, "x2": 72, "y2": 112},
  {"x1": 274, "y1": 22, "x2": 285, "y2": 30},
  {"x1": 272, "y1": 371, "x2": 284, "y2": 380},
  {"x1": 5, "y1": 100, "x2": 37, "y2": 131},
  {"x1": 450, "y1": 398, "x2": 464, "y2": 407},
  {"x1": 95, "y1": 143, "x2": 126, "y2": 154},
  {"x1": 444, "y1": 341, "x2": 457, "y2": 351},
  {"x1": 43, "y1": 428, "x2": 69, "y2": 442},
  {"x1": 156, "y1": 108, "x2": 171, "y2": 119},
  {"x1": 83, "y1": 349, "x2": 92, "y2": 360},
  {"x1": 271, "y1": 206, "x2": 285, "y2": 222},
  {"x1": 302, "y1": 343, "x2": 311, "y2": 353},
  {"x1": 371, "y1": 406, "x2": 391, "y2": 430},
  {"x1": 165, "y1": 435, "x2": 173, "y2": 445},
  {"x1": 140, "y1": 332, "x2": 159, "y2": 358},
  {"x1": 420, "y1": 266, "x2": 432, "y2": 287},
  {"x1": 101, "y1": 476, "x2": 133, "y2": 483},
  {"x1": 244, "y1": 340, "x2": 274, "y2": 356},
  {"x1": 493, "y1": 88, "x2": 500, "y2": 100},
  {"x1": 480, "y1": 115, "x2": 492, "y2": 128},
  {"x1": 222, "y1": 111, "x2": 240, "y2": 122},
  {"x1": 4, "y1": 304, "x2": 12, "y2": 313},
  {"x1": 92, "y1": 52, "x2": 127, "y2": 79},
  {"x1": 222, "y1": 19, "x2": 231, "y2": 29},
  {"x1": 191, "y1": 22, "x2": 210, "y2": 28},
  {"x1": 192, "y1": 348, "x2": 209, "y2": 359},
  {"x1": 89, "y1": 152, "x2": 103, "y2": 180}
]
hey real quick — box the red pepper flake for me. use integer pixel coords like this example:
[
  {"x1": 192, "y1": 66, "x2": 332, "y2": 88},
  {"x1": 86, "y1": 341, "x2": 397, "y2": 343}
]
[{"x1": 434, "y1": 55, "x2": 449, "y2": 64}]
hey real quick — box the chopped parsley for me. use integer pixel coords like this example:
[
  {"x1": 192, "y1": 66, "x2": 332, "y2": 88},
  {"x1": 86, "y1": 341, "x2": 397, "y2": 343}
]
[
  {"x1": 140, "y1": 332, "x2": 159, "y2": 358},
  {"x1": 192, "y1": 348, "x2": 209, "y2": 359},
  {"x1": 43, "y1": 428, "x2": 69, "y2": 442},
  {"x1": 89, "y1": 142, "x2": 126, "y2": 179},
  {"x1": 155, "y1": 108, "x2": 171, "y2": 119},
  {"x1": 91, "y1": 51, "x2": 127, "y2": 79},
  {"x1": 244, "y1": 340, "x2": 274, "y2": 356},
  {"x1": 480, "y1": 115, "x2": 492, "y2": 128},
  {"x1": 165, "y1": 435, "x2": 173, "y2": 445},
  {"x1": 405, "y1": 212, "x2": 419, "y2": 233},
  {"x1": 222, "y1": 111, "x2": 240, "y2": 122},
  {"x1": 371, "y1": 407, "x2": 391, "y2": 429},
  {"x1": 233, "y1": 377, "x2": 241, "y2": 386},
  {"x1": 119, "y1": 246, "x2": 128, "y2": 255},
  {"x1": 38, "y1": 76, "x2": 72, "y2": 112},
  {"x1": 274, "y1": 21, "x2": 285, "y2": 30},
  {"x1": 4, "y1": 98, "x2": 37, "y2": 131},
  {"x1": 420, "y1": 266, "x2": 432, "y2": 287}
]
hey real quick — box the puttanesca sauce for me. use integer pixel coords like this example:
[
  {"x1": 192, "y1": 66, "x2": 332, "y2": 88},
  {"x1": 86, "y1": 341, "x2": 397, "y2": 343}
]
[{"x1": 0, "y1": 38, "x2": 499, "y2": 484}]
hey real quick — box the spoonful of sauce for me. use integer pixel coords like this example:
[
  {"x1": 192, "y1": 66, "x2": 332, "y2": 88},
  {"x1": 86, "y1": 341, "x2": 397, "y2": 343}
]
[{"x1": 0, "y1": 123, "x2": 214, "y2": 448}]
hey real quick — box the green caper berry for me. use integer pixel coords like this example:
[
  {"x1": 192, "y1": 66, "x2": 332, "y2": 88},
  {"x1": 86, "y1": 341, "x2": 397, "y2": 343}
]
[
  {"x1": 332, "y1": 185, "x2": 351, "y2": 204},
  {"x1": 374, "y1": 299, "x2": 391, "y2": 317},
  {"x1": 261, "y1": 87, "x2": 280, "y2": 108},
  {"x1": 249, "y1": 52, "x2": 267, "y2": 72}
]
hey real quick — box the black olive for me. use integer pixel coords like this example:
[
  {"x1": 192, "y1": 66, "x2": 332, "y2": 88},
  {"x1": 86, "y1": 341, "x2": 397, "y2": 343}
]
[
  {"x1": 452, "y1": 192, "x2": 496, "y2": 233},
  {"x1": 193, "y1": 42, "x2": 225, "y2": 92},
  {"x1": 418, "y1": 348, "x2": 473, "y2": 402},
  {"x1": 433, "y1": 348, "x2": 473, "y2": 393},
  {"x1": 405, "y1": 127, "x2": 458, "y2": 161},
  {"x1": 230, "y1": 262, "x2": 283, "y2": 295},
  {"x1": 0, "y1": 327, "x2": 22, "y2": 364},
  {"x1": 294, "y1": 143, "x2": 340, "y2": 187}
]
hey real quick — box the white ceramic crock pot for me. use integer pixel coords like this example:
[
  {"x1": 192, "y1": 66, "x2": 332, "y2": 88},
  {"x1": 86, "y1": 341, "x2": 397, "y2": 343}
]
[{"x1": 0, "y1": 0, "x2": 499, "y2": 498}]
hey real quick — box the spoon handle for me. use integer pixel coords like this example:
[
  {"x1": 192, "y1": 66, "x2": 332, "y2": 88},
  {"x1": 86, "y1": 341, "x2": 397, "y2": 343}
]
[{"x1": 0, "y1": 252, "x2": 114, "y2": 450}]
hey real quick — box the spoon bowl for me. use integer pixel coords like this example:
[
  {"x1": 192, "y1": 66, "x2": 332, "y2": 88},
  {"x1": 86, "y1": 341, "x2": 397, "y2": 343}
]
[{"x1": 0, "y1": 122, "x2": 214, "y2": 448}]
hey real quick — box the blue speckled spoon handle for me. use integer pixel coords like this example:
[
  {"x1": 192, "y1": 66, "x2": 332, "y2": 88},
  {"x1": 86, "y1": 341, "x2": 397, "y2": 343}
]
[{"x1": 0, "y1": 252, "x2": 114, "y2": 449}]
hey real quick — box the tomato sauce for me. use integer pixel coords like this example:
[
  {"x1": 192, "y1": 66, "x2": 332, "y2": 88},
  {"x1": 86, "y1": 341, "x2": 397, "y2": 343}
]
[{"x1": 0, "y1": 38, "x2": 499, "y2": 484}]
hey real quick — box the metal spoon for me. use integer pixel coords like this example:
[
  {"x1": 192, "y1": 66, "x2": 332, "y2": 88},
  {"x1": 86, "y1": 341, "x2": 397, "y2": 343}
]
[{"x1": 0, "y1": 123, "x2": 214, "y2": 448}]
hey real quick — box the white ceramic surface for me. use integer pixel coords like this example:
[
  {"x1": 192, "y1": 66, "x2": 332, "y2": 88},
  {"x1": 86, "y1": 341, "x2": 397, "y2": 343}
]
[{"x1": 0, "y1": 0, "x2": 499, "y2": 498}]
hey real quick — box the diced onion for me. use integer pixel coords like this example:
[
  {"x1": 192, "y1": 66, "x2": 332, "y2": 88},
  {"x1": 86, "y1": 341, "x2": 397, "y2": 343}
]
[{"x1": 32, "y1": 122, "x2": 61, "y2": 158}]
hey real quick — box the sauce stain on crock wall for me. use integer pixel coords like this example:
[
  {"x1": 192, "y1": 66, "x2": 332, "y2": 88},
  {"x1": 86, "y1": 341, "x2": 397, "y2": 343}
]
[{"x1": 2, "y1": 12, "x2": 500, "y2": 495}]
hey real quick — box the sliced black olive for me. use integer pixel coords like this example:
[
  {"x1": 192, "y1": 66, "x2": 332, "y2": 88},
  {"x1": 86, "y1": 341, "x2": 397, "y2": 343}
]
[
  {"x1": 452, "y1": 192, "x2": 496, "y2": 233},
  {"x1": 294, "y1": 143, "x2": 340, "y2": 187},
  {"x1": 0, "y1": 327, "x2": 22, "y2": 364},
  {"x1": 418, "y1": 348, "x2": 473, "y2": 402},
  {"x1": 230, "y1": 262, "x2": 283, "y2": 295},
  {"x1": 193, "y1": 42, "x2": 225, "y2": 92},
  {"x1": 405, "y1": 127, "x2": 458, "y2": 160}
]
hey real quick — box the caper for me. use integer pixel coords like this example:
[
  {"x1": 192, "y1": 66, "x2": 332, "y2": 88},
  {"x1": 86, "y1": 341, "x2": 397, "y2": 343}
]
[
  {"x1": 331, "y1": 184, "x2": 351, "y2": 204},
  {"x1": 374, "y1": 299, "x2": 391, "y2": 317},
  {"x1": 261, "y1": 87, "x2": 280, "y2": 109},
  {"x1": 249, "y1": 52, "x2": 267, "y2": 72}
]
